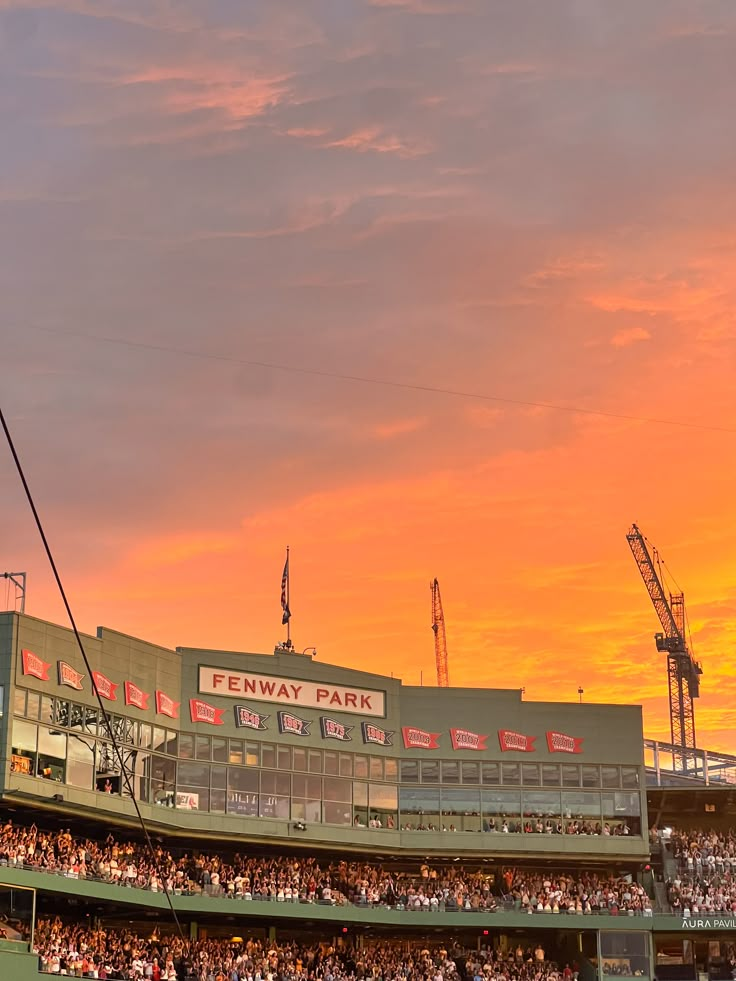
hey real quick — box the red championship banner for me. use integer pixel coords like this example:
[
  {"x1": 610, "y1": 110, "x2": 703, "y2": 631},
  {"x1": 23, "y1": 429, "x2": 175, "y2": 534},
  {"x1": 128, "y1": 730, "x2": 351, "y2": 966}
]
[
  {"x1": 92, "y1": 671, "x2": 118, "y2": 701},
  {"x1": 450, "y1": 728, "x2": 488, "y2": 752},
  {"x1": 189, "y1": 698, "x2": 224, "y2": 725},
  {"x1": 402, "y1": 726, "x2": 440, "y2": 750},
  {"x1": 58, "y1": 661, "x2": 84, "y2": 690},
  {"x1": 155, "y1": 690, "x2": 180, "y2": 719},
  {"x1": 546, "y1": 730, "x2": 583, "y2": 754},
  {"x1": 498, "y1": 729, "x2": 536, "y2": 753},
  {"x1": 124, "y1": 682, "x2": 150, "y2": 710},
  {"x1": 21, "y1": 649, "x2": 51, "y2": 681}
]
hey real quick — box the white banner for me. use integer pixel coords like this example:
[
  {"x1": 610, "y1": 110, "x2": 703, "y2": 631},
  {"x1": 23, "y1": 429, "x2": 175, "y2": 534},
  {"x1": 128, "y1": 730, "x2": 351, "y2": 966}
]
[{"x1": 198, "y1": 666, "x2": 386, "y2": 718}]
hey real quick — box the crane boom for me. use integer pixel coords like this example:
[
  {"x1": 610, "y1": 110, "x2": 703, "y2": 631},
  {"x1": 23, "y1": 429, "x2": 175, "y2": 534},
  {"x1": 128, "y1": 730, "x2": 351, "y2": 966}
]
[
  {"x1": 626, "y1": 523, "x2": 702, "y2": 770},
  {"x1": 626, "y1": 524, "x2": 683, "y2": 647},
  {"x1": 431, "y1": 578, "x2": 449, "y2": 687}
]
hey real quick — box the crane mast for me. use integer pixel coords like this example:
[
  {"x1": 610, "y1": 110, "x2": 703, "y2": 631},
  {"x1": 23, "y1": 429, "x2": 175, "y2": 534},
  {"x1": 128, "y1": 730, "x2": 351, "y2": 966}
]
[
  {"x1": 626, "y1": 523, "x2": 702, "y2": 770},
  {"x1": 431, "y1": 578, "x2": 449, "y2": 687}
]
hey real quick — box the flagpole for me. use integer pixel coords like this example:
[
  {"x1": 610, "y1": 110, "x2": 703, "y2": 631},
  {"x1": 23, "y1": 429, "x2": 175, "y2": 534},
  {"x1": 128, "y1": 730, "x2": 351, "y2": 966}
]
[{"x1": 286, "y1": 545, "x2": 291, "y2": 647}]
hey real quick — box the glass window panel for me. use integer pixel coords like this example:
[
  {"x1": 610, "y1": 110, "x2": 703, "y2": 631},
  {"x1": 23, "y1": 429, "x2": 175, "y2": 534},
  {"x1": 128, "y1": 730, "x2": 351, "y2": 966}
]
[
  {"x1": 521, "y1": 763, "x2": 540, "y2": 785},
  {"x1": 600, "y1": 933, "x2": 650, "y2": 978},
  {"x1": 442, "y1": 760, "x2": 460, "y2": 784},
  {"x1": 227, "y1": 790, "x2": 258, "y2": 816},
  {"x1": 399, "y1": 787, "x2": 440, "y2": 830},
  {"x1": 323, "y1": 777, "x2": 351, "y2": 802},
  {"x1": 177, "y1": 761, "x2": 210, "y2": 788},
  {"x1": 370, "y1": 784, "x2": 397, "y2": 809},
  {"x1": 441, "y1": 787, "x2": 481, "y2": 817},
  {"x1": 246, "y1": 742, "x2": 260, "y2": 766},
  {"x1": 384, "y1": 758, "x2": 398, "y2": 782},
  {"x1": 177, "y1": 787, "x2": 208, "y2": 810},
  {"x1": 67, "y1": 733, "x2": 95, "y2": 762},
  {"x1": 291, "y1": 798, "x2": 321, "y2": 822},
  {"x1": 179, "y1": 734, "x2": 195, "y2": 760},
  {"x1": 324, "y1": 800, "x2": 352, "y2": 825},
  {"x1": 26, "y1": 691, "x2": 40, "y2": 720},
  {"x1": 212, "y1": 737, "x2": 228, "y2": 763},
  {"x1": 138, "y1": 723, "x2": 151, "y2": 749},
  {"x1": 260, "y1": 743, "x2": 276, "y2": 769},
  {"x1": 40, "y1": 696, "x2": 53, "y2": 724},
  {"x1": 353, "y1": 781, "x2": 368, "y2": 806},
  {"x1": 370, "y1": 756, "x2": 383, "y2": 780},
  {"x1": 166, "y1": 730, "x2": 178, "y2": 756},
  {"x1": 324, "y1": 751, "x2": 339, "y2": 776},
  {"x1": 353, "y1": 755, "x2": 368, "y2": 779},
  {"x1": 502, "y1": 762, "x2": 520, "y2": 785},
  {"x1": 622, "y1": 766, "x2": 640, "y2": 789},
  {"x1": 195, "y1": 735, "x2": 210, "y2": 761},
  {"x1": 308, "y1": 750, "x2": 322, "y2": 773},
  {"x1": 210, "y1": 789, "x2": 226, "y2": 813},
  {"x1": 522, "y1": 791, "x2": 562, "y2": 831},
  {"x1": 38, "y1": 727, "x2": 66, "y2": 782},
  {"x1": 400, "y1": 759, "x2": 418, "y2": 782},
  {"x1": 277, "y1": 745, "x2": 291, "y2": 771},
  {"x1": 542, "y1": 764, "x2": 561, "y2": 786},
  {"x1": 421, "y1": 760, "x2": 440, "y2": 783},
  {"x1": 399, "y1": 787, "x2": 440, "y2": 812},
  {"x1": 582, "y1": 765, "x2": 599, "y2": 788},
  {"x1": 561, "y1": 764, "x2": 580, "y2": 787},
  {"x1": 260, "y1": 771, "x2": 290, "y2": 796},
  {"x1": 69, "y1": 704, "x2": 85, "y2": 733},
  {"x1": 11, "y1": 719, "x2": 37, "y2": 774},
  {"x1": 13, "y1": 689, "x2": 26, "y2": 716},
  {"x1": 293, "y1": 774, "x2": 322, "y2": 798},
  {"x1": 229, "y1": 739, "x2": 243, "y2": 765},
  {"x1": 54, "y1": 700, "x2": 69, "y2": 726},
  {"x1": 562, "y1": 791, "x2": 601, "y2": 828},
  {"x1": 227, "y1": 768, "x2": 259, "y2": 793},
  {"x1": 12, "y1": 719, "x2": 37, "y2": 753},
  {"x1": 481, "y1": 789, "x2": 521, "y2": 832},
  {"x1": 601, "y1": 765, "x2": 620, "y2": 789},
  {"x1": 482, "y1": 762, "x2": 500, "y2": 784},
  {"x1": 67, "y1": 757, "x2": 95, "y2": 791},
  {"x1": 339, "y1": 753, "x2": 353, "y2": 778},
  {"x1": 211, "y1": 764, "x2": 226, "y2": 789},
  {"x1": 150, "y1": 757, "x2": 176, "y2": 806},
  {"x1": 125, "y1": 750, "x2": 150, "y2": 803},
  {"x1": 462, "y1": 761, "x2": 480, "y2": 784},
  {"x1": 152, "y1": 727, "x2": 167, "y2": 753},
  {"x1": 292, "y1": 748, "x2": 307, "y2": 772},
  {"x1": 259, "y1": 795, "x2": 289, "y2": 819}
]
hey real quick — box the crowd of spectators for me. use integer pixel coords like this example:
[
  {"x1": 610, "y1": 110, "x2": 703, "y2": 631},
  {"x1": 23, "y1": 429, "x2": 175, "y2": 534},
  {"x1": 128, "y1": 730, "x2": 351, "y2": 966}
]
[
  {"x1": 501, "y1": 868, "x2": 651, "y2": 915},
  {"x1": 398, "y1": 820, "x2": 631, "y2": 837},
  {"x1": 33, "y1": 922, "x2": 579, "y2": 981},
  {"x1": 0, "y1": 817, "x2": 648, "y2": 914},
  {"x1": 666, "y1": 827, "x2": 736, "y2": 914}
]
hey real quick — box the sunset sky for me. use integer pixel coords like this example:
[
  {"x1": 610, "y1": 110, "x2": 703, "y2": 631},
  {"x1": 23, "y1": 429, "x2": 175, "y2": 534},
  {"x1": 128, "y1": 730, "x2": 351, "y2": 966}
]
[{"x1": 2, "y1": 1, "x2": 736, "y2": 752}]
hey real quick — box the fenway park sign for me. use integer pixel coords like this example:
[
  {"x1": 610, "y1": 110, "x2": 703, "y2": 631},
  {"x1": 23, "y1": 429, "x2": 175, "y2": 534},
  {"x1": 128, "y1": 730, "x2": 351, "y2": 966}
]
[{"x1": 198, "y1": 666, "x2": 386, "y2": 718}]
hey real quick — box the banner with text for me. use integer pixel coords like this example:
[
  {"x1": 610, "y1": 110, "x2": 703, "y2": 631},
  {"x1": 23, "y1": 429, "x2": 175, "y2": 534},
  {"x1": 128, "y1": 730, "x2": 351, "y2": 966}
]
[
  {"x1": 402, "y1": 726, "x2": 440, "y2": 750},
  {"x1": 199, "y1": 666, "x2": 385, "y2": 717},
  {"x1": 498, "y1": 729, "x2": 536, "y2": 752},
  {"x1": 450, "y1": 728, "x2": 488, "y2": 751},
  {"x1": 546, "y1": 730, "x2": 583, "y2": 754}
]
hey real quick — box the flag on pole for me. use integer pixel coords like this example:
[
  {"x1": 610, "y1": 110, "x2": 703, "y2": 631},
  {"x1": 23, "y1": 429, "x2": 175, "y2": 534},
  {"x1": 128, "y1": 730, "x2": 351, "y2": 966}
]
[{"x1": 280, "y1": 552, "x2": 291, "y2": 625}]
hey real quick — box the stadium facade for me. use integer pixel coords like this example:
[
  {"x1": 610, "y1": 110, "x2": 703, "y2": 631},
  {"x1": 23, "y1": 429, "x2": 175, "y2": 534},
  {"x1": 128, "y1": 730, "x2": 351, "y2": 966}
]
[{"x1": 0, "y1": 611, "x2": 734, "y2": 980}]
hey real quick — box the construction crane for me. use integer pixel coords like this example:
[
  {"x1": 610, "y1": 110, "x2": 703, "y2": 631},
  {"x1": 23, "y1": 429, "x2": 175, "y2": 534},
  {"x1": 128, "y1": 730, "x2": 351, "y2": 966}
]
[
  {"x1": 430, "y1": 578, "x2": 449, "y2": 687},
  {"x1": 626, "y1": 523, "x2": 702, "y2": 770}
]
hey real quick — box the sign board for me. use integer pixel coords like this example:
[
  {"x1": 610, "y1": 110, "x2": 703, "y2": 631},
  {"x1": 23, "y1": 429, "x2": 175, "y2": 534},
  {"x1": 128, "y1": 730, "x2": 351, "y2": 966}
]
[{"x1": 198, "y1": 666, "x2": 386, "y2": 717}]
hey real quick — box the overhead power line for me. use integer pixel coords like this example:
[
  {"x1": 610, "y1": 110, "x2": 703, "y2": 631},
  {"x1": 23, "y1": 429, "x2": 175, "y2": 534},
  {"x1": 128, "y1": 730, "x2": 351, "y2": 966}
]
[
  {"x1": 0, "y1": 405, "x2": 187, "y2": 945},
  {"x1": 17, "y1": 323, "x2": 736, "y2": 436}
]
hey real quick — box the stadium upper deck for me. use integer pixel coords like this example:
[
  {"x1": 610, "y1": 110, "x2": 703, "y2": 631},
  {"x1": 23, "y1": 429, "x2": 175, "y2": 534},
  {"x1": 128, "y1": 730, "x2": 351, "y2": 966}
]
[{"x1": 0, "y1": 611, "x2": 647, "y2": 859}]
